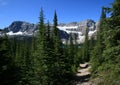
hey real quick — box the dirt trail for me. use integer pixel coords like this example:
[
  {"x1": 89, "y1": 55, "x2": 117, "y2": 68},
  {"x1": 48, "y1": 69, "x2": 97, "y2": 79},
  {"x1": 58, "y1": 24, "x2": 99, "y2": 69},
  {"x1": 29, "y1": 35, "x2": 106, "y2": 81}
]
[{"x1": 75, "y1": 62, "x2": 93, "y2": 85}]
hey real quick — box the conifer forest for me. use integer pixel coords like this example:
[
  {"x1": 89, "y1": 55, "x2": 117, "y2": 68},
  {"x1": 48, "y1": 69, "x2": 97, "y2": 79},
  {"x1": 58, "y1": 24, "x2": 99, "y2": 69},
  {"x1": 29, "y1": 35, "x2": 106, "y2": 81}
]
[{"x1": 0, "y1": 0, "x2": 120, "y2": 85}]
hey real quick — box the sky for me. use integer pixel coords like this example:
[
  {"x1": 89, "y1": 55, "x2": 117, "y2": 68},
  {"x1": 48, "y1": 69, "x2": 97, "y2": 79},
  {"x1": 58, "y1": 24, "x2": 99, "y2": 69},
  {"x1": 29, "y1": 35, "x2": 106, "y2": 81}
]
[{"x1": 0, "y1": 0, "x2": 114, "y2": 29}]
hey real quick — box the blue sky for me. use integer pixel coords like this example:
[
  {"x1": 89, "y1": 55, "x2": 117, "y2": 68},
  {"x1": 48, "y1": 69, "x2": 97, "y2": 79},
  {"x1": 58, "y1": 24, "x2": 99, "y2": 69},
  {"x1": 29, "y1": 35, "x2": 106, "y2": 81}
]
[{"x1": 0, "y1": 0, "x2": 114, "y2": 28}]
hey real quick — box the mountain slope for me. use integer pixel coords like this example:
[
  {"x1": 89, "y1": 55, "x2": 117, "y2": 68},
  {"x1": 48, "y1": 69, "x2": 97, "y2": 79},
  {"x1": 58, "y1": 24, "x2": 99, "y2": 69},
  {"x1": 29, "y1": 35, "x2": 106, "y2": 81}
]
[
  {"x1": 1, "y1": 19, "x2": 98, "y2": 43},
  {"x1": 5, "y1": 21, "x2": 38, "y2": 34}
]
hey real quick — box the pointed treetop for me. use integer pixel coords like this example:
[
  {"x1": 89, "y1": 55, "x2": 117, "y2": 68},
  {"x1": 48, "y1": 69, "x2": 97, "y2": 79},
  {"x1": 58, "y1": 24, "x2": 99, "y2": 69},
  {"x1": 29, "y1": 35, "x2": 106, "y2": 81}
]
[
  {"x1": 39, "y1": 7, "x2": 44, "y2": 24},
  {"x1": 53, "y1": 10, "x2": 58, "y2": 26},
  {"x1": 100, "y1": 7, "x2": 106, "y2": 19},
  {"x1": 112, "y1": 0, "x2": 120, "y2": 16}
]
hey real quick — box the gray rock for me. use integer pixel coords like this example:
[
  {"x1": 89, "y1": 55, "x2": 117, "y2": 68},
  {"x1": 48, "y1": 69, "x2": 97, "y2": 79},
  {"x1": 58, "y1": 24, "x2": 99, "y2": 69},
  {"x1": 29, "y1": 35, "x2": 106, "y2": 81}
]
[
  {"x1": 5, "y1": 21, "x2": 38, "y2": 34},
  {"x1": 5, "y1": 19, "x2": 97, "y2": 34},
  {"x1": 58, "y1": 19, "x2": 96, "y2": 34},
  {"x1": 2, "y1": 19, "x2": 98, "y2": 43}
]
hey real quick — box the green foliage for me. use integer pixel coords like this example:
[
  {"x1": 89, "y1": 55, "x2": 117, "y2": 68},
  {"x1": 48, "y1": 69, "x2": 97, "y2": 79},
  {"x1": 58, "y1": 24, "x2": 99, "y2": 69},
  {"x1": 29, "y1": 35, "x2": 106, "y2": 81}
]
[
  {"x1": 0, "y1": 35, "x2": 20, "y2": 85},
  {"x1": 0, "y1": 4, "x2": 101, "y2": 84},
  {"x1": 51, "y1": 11, "x2": 72, "y2": 84},
  {"x1": 90, "y1": 7, "x2": 106, "y2": 74},
  {"x1": 82, "y1": 28, "x2": 89, "y2": 62},
  {"x1": 33, "y1": 8, "x2": 48, "y2": 84},
  {"x1": 97, "y1": 46, "x2": 120, "y2": 85},
  {"x1": 67, "y1": 34, "x2": 77, "y2": 73},
  {"x1": 90, "y1": 0, "x2": 120, "y2": 84},
  {"x1": 112, "y1": 0, "x2": 120, "y2": 17}
]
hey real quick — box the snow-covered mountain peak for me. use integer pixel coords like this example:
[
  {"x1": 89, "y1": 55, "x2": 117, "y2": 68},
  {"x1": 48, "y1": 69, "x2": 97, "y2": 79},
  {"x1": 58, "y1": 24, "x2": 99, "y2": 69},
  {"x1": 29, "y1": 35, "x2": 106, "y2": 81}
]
[{"x1": 1, "y1": 19, "x2": 98, "y2": 44}]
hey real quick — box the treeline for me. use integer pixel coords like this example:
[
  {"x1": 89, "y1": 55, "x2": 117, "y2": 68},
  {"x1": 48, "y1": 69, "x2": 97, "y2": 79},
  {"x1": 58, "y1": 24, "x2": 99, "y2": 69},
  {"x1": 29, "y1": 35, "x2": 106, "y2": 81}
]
[
  {"x1": 0, "y1": 8, "x2": 95, "y2": 84},
  {"x1": 90, "y1": 0, "x2": 120, "y2": 84},
  {"x1": 0, "y1": 9, "x2": 90, "y2": 84}
]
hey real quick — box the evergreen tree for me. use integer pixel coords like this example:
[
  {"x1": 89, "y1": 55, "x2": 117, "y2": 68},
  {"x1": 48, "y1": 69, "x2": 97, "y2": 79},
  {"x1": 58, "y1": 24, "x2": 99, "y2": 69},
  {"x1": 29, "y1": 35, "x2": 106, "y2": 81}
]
[
  {"x1": 10, "y1": 37, "x2": 17, "y2": 59},
  {"x1": 89, "y1": 36, "x2": 95, "y2": 53},
  {"x1": 100, "y1": 0, "x2": 120, "y2": 84},
  {"x1": 68, "y1": 34, "x2": 74, "y2": 65},
  {"x1": 90, "y1": 0, "x2": 120, "y2": 84},
  {"x1": 52, "y1": 11, "x2": 62, "y2": 53},
  {"x1": 82, "y1": 28, "x2": 89, "y2": 62},
  {"x1": 33, "y1": 8, "x2": 48, "y2": 85},
  {"x1": 90, "y1": 7, "x2": 106, "y2": 73},
  {"x1": 44, "y1": 21, "x2": 55, "y2": 85},
  {"x1": 0, "y1": 34, "x2": 20, "y2": 85},
  {"x1": 89, "y1": 36, "x2": 95, "y2": 62},
  {"x1": 31, "y1": 32, "x2": 36, "y2": 52},
  {"x1": 46, "y1": 21, "x2": 51, "y2": 41},
  {"x1": 52, "y1": 11, "x2": 62, "y2": 84},
  {"x1": 73, "y1": 33, "x2": 79, "y2": 67},
  {"x1": 17, "y1": 39, "x2": 34, "y2": 85},
  {"x1": 112, "y1": 0, "x2": 120, "y2": 17},
  {"x1": 67, "y1": 34, "x2": 77, "y2": 73},
  {"x1": 52, "y1": 11, "x2": 70, "y2": 84}
]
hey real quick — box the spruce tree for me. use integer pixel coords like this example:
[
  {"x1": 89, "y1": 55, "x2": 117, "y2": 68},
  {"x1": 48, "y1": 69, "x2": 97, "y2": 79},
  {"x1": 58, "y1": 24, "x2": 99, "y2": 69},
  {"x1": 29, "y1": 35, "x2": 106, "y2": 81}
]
[
  {"x1": 0, "y1": 34, "x2": 20, "y2": 85},
  {"x1": 52, "y1": 11, "x2": 69, "y2": 84},
  {"x1": 89, "y1": 36, "x2": 95, "y2": 61},
  {"x1": 90, "y1": 0, "x2": 120, "y2": 84},
  {"x1": 82, "y1": 28, "x2": 89, "y2": 62},
  {"x1": 33, "y1": 8, "x2": 48, "y2": 85},
  {"x1": 44, "y1": 21, "x2": 55, "y2": 85},
  {"x1": 52, "y1": 11, "x2": 62, "y2": 84},
  {"x1": 67, "y1": 34, "x2": 77, "y2": 73},
  {"x1": 18, "y1": 39, "x2": 34, "y2": 85},
  {"x1": 90, "y1": 7, "x2": 106, "y2": 73},
  {"x1": 99, "y1": 0, "x2": 120, "y2": 84},
  {"x1": 68, "y1": 34, "x2": 74, "y2": 64}
]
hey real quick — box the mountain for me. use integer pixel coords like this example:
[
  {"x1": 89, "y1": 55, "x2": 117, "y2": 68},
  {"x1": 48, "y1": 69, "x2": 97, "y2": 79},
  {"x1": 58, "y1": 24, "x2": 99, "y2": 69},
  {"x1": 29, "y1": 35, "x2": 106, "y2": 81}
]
[
  {"x1": 1, "y1": 19, "x2": 98, "y2": 44},
  {"x1": 58, "y1": 19, "x2": 98, "y2": 43},
  {"x1": 1, "y1": 21, "x2": 69, "y2": 39},
  {"x1": 58, "y1": 19, "x2": 96, "y2": 34},
  {"x1": 4, "y1": 21, "x2": 38, "y2": 35}
]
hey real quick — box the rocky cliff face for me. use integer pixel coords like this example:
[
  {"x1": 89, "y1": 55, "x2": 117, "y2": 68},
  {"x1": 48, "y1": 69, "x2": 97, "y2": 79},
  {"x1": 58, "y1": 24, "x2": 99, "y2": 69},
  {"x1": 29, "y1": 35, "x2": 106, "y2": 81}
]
[
  {"x1": 58, "y1": 19, "x2": 96, "y2": 34},
  {"x1": 4, "y1": 19, "x2": 97, "y2": 34},
  {"x1": 2, "y1": 19, "x2": 98, "y2": 43},
  {"x1": 5, "y1": 21, "x2": 38, "y2": 34}
]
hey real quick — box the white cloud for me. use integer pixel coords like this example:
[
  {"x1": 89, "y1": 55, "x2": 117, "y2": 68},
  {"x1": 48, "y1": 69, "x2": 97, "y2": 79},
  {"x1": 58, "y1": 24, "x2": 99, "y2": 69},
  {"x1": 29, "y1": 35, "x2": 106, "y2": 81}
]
[{"x1": 0, "y1": 0, "x2": 8, "y2": 6}]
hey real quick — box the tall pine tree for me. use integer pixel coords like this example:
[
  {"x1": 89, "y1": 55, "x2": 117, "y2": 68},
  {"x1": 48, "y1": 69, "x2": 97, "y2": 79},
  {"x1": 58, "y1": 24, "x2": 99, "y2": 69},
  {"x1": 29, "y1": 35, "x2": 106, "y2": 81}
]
[
  {"x1": 90, "y1": 7, "x2": 106, "y2": 73},
  {"x1": 33, "y1": 8, "x2": 48, "y2": 85},
  {"x1": 82, "y1": 28, "x2": 89, "y2": 62},
  {"x1": 0, "y1": 34, "x2": 20, "y2": 85}
]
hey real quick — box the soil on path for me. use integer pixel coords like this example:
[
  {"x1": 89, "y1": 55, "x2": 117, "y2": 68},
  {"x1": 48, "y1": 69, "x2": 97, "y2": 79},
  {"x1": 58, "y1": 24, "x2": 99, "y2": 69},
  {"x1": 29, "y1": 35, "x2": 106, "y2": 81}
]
[{"x1": 75, "y1": 62, "x2": 93, "y2": 85}]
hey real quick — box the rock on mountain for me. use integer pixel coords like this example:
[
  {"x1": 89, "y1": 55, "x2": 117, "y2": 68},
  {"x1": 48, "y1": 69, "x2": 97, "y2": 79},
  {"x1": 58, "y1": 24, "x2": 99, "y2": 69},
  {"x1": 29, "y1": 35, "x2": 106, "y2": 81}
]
[
  {"x1": 3, "y1": 21, "x2": 69, "y2": 39},
  {"x1": 2, "y1": 19, "x2": 98, "y2": 44},
  {"x1": 58, "y1": 19, "x2": 96, "y2": 34},
  {"x1": 58, "y1": 19, "x2": 97, "y2": 44},
  {"x1": 5, "y1": 21, "x2": 38, "y2": 34}
]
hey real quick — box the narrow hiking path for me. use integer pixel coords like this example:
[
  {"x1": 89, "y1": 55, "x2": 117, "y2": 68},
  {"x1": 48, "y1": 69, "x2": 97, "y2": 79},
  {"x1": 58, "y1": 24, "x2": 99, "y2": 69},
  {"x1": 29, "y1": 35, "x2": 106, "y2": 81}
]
[{"x1": 75, "y1": 62, "x2": 93, "y2": 85}]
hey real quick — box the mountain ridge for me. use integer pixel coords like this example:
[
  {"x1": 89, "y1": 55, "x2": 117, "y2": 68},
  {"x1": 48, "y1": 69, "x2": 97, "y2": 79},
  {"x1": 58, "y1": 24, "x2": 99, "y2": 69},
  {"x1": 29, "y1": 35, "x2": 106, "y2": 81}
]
[
  {"x1": 0, "y1": 19, "x2": 98, "y2": 44},
  {"x1": 4, "y1": 19, "x2": 98, "y2": 33}
]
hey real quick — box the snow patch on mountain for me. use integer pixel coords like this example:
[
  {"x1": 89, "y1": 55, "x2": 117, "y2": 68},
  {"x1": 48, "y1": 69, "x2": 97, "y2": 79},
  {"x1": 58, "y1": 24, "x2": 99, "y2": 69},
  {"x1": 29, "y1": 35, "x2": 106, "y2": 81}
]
[
  {"x1": 57, "y1": 26, "x2": 78, "y2": 33},
  {"x1": 2, "y1": 19, "x2": 98, "y2": 44},
  {"x1": 7, "y1": 31, "x2": 14, "y2": 35},
  {"x1": 7, "y1": 31, "x2": 23, "y2": 35},
  {"x1": 6, "y1": 31, "x2": 34, "y2": 36}
]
